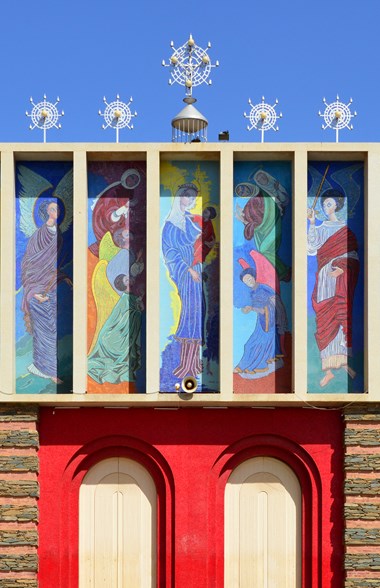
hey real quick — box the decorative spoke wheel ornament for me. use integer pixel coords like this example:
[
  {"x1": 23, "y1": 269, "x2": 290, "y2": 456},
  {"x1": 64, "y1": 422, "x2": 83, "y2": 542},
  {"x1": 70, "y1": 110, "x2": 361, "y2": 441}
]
[
  {"x1": 319, "y1": 95, "x2": 357, "y2": 142},
  {"x1": 26, "y1": 95, "x2": 63, "y2": 143},
  {"x1": 244, "y1": 96, "x2": 282, "y2": 143},
  {"x1": 99, "y1": 95, "x2": 137, "y2": 143}
]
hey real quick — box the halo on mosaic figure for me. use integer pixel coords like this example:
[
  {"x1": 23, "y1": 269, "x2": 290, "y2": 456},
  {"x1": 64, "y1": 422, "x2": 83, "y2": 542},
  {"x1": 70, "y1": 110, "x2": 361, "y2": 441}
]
[
  {"x1": 120, "y1": 168, "x2": 141, "y2": 190},
  {"x1": 174, "y1": 180, "x2": 201, "y2": 199},
  {"x1": 234, "y1": 182, "x2": 259, "y2": 199},
  {"x1": 18, "y1": 166, "x2": 73, "y2": 237},
  {"x1": 201, "y1": 200, "x2": 218, "y2": 214},
  {"x1": 34, "y1": 197, "x2": 65, "y2": 228},
  {"x1": 307, "y1": 190, "x2": 348, "y2": 222},
  {"x1": 90, "y1": 167, "x2": 142, "y2": 211},
  {"x1": 307, "y1": 163, "x2": 363, "y2": 221},
  {"x1": 253, "y1": 170, "x2": 289, "y2": 202},
  {"x1": 238, "y1": 250, "x2": 280, "y2": 294}
]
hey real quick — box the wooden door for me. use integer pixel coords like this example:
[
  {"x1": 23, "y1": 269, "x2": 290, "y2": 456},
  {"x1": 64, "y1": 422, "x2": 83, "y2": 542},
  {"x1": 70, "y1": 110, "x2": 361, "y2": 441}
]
[
  {"x1": 79, "y1": 457, "x2": 156, "y2": 587},
  {"x1": 225, "y1": 456, "x2": 301, "y2": 588}
]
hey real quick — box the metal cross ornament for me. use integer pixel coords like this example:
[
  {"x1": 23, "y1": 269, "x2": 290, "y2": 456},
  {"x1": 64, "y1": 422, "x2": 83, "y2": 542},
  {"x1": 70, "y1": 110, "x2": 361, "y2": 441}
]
[
  {"x1": 99, "y1": 95, "x2": 137, "y2": 143},
  {"x1": 244, "y1": 97, "x2": 282, "y2": 143},
  {"x1": 162, "y1": 34, "x2": 219, "y2": 97},
  {"x1": 26, "y1": 95, "x2": 64, "y2": 143},
  {"x1": 319, "y1": 95, "x2": 357, "y2": 142}
]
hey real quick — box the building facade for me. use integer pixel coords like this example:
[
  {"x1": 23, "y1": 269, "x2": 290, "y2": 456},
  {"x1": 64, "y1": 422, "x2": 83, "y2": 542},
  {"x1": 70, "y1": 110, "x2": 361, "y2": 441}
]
[{"x1": 0, "y1": 142, "x2": 379, "y2": 587}]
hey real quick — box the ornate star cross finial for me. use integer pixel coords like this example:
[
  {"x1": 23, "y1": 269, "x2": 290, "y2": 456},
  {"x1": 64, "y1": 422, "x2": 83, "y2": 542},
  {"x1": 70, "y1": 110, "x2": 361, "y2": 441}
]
[{"x1": 162, "y1": 34, "x2": 219, "y2": 97}]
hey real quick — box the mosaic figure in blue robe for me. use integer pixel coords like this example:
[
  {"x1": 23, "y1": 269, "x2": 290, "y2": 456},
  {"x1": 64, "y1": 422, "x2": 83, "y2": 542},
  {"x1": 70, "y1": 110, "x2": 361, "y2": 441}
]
[
  {"x1": 234, "y1": 266, "x2": 287, "y2": 378},
  {"x1": 162, "y1": 183, "x2": 203, "y2": 379},
  {"x1": 18, "y1": 166, "x2": 73, "y2": 384}
]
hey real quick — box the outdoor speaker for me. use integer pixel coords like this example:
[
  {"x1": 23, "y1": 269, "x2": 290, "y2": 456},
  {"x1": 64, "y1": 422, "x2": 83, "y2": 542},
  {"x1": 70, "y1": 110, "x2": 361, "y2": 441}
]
[{"x1": 181, "y1": 376, "x2": 197, "y2": 393}]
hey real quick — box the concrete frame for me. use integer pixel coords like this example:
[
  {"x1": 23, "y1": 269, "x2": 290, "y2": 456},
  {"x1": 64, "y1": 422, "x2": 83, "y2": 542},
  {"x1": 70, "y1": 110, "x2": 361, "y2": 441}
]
[{"x1": 0, "y1": 142, "x2": 378, "y2": 406}]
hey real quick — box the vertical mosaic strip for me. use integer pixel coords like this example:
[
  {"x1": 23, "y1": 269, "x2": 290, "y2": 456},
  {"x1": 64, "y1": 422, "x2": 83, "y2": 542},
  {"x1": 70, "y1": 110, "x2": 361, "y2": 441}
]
[
  {"x1": 16, "y1": 162, "x2": 73, "y2": 394},
  {"x1": 307, "y1": 162, "x2": 364, "y2": 393},
  {"x1": 160, "y1": 160, "x2": 220, "y2": 393},
  {"x1": 233, "y1": 162, "x2": 292, "y2": 393},
  {"x1": 87, "y1": 162, "x2": 147, "y2": 394}
]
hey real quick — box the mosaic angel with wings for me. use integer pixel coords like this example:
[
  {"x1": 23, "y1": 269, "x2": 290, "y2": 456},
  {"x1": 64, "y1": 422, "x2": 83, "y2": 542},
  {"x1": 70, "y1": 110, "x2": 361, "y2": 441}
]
[
  {"x1": 307, "y1": 163, "x2": 361, "y2": 388},
  {"x1": 18, "y1": 165, "x2": 73, "y2": 384}
]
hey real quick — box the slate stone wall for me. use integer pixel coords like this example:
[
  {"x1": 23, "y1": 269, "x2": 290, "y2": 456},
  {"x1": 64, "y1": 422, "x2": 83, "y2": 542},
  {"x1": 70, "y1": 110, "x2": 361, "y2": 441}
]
[
  {"x1": 0, "y1": 407, "x2": 38, "y2": 588},
  {"x1": 344, "y1": 405, "x2": 380, "y2": 587}
]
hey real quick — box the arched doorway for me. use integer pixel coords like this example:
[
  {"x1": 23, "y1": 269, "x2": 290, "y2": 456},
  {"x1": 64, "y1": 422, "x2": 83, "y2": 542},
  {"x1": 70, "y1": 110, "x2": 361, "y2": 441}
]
[
  {"x1": 79, "y1": 457, "x2": 156, "y2": 587},
  {"x1": 225, "y1": 456, "x2": 301, "y2": 587}
]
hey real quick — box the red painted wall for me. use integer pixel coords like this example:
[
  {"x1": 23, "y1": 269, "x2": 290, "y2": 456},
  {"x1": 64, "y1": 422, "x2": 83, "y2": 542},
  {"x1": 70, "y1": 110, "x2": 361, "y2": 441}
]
[{"x1": 38, "y1": 407, "x2": 344, "y2": 587}]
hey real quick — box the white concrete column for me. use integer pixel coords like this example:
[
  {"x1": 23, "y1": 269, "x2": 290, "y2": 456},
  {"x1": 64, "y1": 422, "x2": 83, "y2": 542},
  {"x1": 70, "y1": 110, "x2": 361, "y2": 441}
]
[
  {"x1": 293, "y1": 149, "x2": 308, "y2": 398},
  {"x1": 219, "y1": 147, "x2": 234, "y2": 398},
  {"x1": 146, "y1": 150, "x2": 160, "y2": 394},
  {"x1": 366, "y1": 148, "x2": 380, "y2": 398},
  {"x1": 73, "y1": 151, "x2": 87, "y2": 394},
  {"x1": 0, "y1": 150, "x2": 15, "y2": 395}
]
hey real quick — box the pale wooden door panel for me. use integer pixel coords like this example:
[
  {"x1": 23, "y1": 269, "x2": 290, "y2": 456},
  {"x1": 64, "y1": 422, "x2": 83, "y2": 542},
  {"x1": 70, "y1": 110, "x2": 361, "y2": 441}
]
[
  {"x1": 93, "y1": 471, "x2": 120, "y2": 587},
  {"x1": 79, "y1": 458, "x2": 156, "y2": 588},
  {"x1": 225, "y1": 457, "x2": 301, "y2": 588}
]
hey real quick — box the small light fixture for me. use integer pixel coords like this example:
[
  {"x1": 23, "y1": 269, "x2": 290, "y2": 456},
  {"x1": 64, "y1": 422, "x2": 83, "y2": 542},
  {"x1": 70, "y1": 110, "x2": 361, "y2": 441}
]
[{"x1": 218, "y1": 130, "x2": 229, "y2": 141}]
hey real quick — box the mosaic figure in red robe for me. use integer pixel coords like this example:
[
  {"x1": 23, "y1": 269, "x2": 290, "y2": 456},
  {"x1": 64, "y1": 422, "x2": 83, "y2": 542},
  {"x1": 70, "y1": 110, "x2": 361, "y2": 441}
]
[
  {"x1": 191, "y1": 206, "x2": 217, "y2": 266},
  {"x1": 307, "y1": 189, "x2": 359, "y2": 387}
]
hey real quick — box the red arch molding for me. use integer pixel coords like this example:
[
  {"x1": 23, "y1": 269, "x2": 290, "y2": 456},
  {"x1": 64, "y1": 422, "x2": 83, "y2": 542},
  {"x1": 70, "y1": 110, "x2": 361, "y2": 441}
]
[
  {"x1": 209, "y1": 434, "x2": 324, "y2": 588},
  {"x1": 40, "y1": 435, "x2": 175, "y2": 588}
]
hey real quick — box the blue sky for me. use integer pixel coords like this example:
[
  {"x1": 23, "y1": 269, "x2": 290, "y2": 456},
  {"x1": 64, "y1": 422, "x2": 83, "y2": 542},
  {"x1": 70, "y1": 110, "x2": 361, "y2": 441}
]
[{"x1": 1, "y1": 0, "x2": 378, "y2": 143}]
